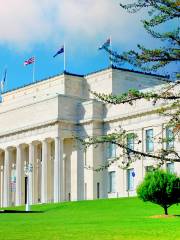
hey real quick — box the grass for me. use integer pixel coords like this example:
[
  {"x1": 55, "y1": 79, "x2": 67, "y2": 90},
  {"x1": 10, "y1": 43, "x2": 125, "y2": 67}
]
[{"x1": 0, "y1": 197, "x2": 179, "y2": 240}]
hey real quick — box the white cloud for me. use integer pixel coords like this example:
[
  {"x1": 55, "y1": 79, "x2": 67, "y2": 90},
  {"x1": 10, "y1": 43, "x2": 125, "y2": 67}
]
[
  {"x1": 0, "y1": 0, "x2": 146, "y2": 49},
  {"x1": 57, "y1": 1, "x2": 142, "y2": 40},
  {"x1": 0, "y1": 0, "x2": 54, "y2": 48}
]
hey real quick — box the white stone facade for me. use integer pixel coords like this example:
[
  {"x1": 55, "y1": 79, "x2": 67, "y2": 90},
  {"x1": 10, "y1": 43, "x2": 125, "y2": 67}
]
[{"x1": 0, "y1": 66, "x2": 179, "y2": 207}]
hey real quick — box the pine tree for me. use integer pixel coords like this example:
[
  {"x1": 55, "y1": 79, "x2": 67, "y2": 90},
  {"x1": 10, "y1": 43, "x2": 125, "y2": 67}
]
[
  {"x1": 78, "y1": 0, "x2": 180, "y2": 170},
  {"x1": 107, "y1": 0, "x2": 180, "y2": 72}
]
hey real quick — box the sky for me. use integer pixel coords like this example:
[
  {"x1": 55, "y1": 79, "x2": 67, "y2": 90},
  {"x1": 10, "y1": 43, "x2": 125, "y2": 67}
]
[{"x1": 0, "y1": 0, "x2": 178, "y2": 92}]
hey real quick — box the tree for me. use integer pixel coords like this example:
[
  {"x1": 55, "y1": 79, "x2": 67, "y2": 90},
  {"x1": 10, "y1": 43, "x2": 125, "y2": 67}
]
[
  {"x1": 78, "y1": 0, "x2": 180, "y2": 171},
  {"x1": 137, "y1": 170, "x2": 180, "y2": 215},
  {"x1": 108, "y1": 0, "x2": 180, "y2": 72}
]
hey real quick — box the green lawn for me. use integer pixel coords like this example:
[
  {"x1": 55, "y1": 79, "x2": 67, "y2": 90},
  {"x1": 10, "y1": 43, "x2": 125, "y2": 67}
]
[{"x1": 0, "y1": 197, "x2": 179, "y2": 240}]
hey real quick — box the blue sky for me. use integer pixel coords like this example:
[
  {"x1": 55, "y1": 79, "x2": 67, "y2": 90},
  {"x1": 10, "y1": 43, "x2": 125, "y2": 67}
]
[{"x1": 0, "y1": 0, "x2": 178, "y2": 92}]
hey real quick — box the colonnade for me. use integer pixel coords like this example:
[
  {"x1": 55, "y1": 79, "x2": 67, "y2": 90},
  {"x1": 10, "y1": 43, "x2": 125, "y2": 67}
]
[{"x1": 0, "y1": 137, "x2": 64, "y2": 207}]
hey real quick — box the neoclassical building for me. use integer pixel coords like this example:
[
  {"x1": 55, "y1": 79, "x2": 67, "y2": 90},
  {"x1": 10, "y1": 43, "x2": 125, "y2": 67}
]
[{"x1": 0, "y1": 66, "x2": 179, "y2": 207}]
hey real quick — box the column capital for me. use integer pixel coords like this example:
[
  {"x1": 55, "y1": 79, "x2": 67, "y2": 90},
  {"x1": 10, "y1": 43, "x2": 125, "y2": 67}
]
[
  {"x1": 5, "y1": 146, "x2": 11, "y2": 152},
  {"x1": 4, "y1": 147, "x2": 10, "y2": 157},
  {"x1": 54, "y1": 136, "x2": 64, "y2": 141},
  {"x1": 42, "y1": 138, "x2": 47, "y2": 142},
  {"x1": 16, "y1": 144, "x2": 23, "y2": 149},
  {"x1": 41, "y1": 138, "x2": 50, "y2": 145},
  {"x1": 16, "y1": 143, "x2": 28, "y2": 150},
  {"x1": 28, "y1": 142, "x2": 35, "y2": 150},
  {"x1": 55, "y1": 136, "x2": 60, "y2": 140}
]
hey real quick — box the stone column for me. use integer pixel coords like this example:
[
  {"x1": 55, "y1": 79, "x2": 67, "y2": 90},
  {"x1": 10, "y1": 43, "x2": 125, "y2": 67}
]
[
  {"x1": 3, "y1": 148, "x2": 11, "y2": 207},
  {"x1": 41, "y1": 140, "x2": 48, "y2": 203},
  {"x1": 16, "y1": 145, "x2": 23, "y2": 206},
  {"x1": 33, "y1": 144, "x2": 39, "y2": 203},
  {"x1": 54, "y1": 137, "x2": 64, "y2": 202},
  {"x1": 29, "y1": 143, "x2": 35, "y2": 204},
  {"x1": 71, "y1": 141, "x2": 84, "y2": 201},
  {"x1": 0, "y1": 152, "x2": 4, "y2": 207}
]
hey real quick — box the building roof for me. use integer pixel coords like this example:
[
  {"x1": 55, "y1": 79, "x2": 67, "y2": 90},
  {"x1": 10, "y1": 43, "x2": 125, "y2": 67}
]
[
  {"x1": 2, "y1": 65, "x2": 170, "y2": 95},
  {"x1": 86, "y1": 65, "x2": 170, "y2": 80}
]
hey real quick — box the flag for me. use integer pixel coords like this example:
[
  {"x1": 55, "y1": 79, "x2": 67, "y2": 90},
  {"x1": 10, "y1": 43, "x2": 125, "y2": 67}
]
[
  {"x1": 0, "y1": 68, "x2": 7, "y2": 92},
  {"x1": 53, "y1": 45, "x2": 64, "y2": 58},
  {"x1": 99, "y1": 38, "x2": 111, "y2": 50},
  {"x1": 24, "y1": 57, "x2": 35, "y2": 66}
]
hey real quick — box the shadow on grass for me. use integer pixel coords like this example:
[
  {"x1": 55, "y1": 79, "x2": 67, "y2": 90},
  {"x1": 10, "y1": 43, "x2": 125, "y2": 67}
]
[
  {"x1": 0, "y1": 210, "x2": 43, "y2": 214},
  {"x1": 149, "y1": 214, "x2": 180, "y2": 218}
]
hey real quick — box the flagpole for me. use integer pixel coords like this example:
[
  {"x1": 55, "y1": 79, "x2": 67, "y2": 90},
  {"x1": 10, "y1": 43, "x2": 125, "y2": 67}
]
[
  {"x1": 5, "y1": 66, "x2": 7, "y2": 91},
  {"x1": 0, "y1": 70, "x2": 3, "y2": 95},
  {"x1": 32, "y1": 57, "x2": 35, "y2": 83},
  {"x1": 110, "y1": 36, "x2": 112, "y2": 67},
  {"x1": 64, "y1": 42, "x2": 66, "y2": 72}
]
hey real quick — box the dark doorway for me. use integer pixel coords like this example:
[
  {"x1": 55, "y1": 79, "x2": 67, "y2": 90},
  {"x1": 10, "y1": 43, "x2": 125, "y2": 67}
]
[
  {"x1": 25, "y1": 176, "x2": 27, "y2": 204},
  {"x1": 97, "y1": 182, "x2": 100, "y2": 199}
]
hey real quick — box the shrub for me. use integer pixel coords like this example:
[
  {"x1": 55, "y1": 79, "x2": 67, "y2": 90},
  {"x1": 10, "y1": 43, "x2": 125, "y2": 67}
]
[{"x1": 137, "y1": 170, "x2": 180, "y2": 215}]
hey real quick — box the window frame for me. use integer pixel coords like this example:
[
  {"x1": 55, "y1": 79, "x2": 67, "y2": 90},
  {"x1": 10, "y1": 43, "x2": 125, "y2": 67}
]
[
  {"x1": 166, "y1": 126, "x2": 174, "y2": 150},
  {"x1": 127, "y1": 133, "x2": 135, "y2": 154},
  {"x1": 145, "y1": 129, "x2": 154, "y2": 153},
  {"x1": 166, "y1": 162, "x2": 174, "y2": 174},
  {"x1": 145, "y1": 166, "x2": 154, "y2": 173},
  {"x1": 108, "y1": 171, "x2": 116, "y2": 193},
  {"x1": 107, "y1": 142, "x2": 116, "y2": 159},
  {"x1": 127, "y1": 168, "x2": 135, "y2": 191}
]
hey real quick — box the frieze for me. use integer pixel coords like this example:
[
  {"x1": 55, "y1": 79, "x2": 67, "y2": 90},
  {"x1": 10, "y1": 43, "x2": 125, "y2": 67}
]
[{"x1": 0, "y1": 121, "x2": 58, "y2": 144}]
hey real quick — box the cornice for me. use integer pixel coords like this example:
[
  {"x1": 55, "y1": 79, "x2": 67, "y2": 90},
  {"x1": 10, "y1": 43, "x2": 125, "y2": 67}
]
[
  {"x1": 76, "y1": 118, "x2": 103, "y2": 125},
  {"x1": 0, "y1": 94, "x2": 88, "y2": 115},
  {"x1": 0, "y1": 118, "x2": 76, "y2": 139},
  {"x1": 103, "y1": 107, "x2": 166, "y2": 124}
]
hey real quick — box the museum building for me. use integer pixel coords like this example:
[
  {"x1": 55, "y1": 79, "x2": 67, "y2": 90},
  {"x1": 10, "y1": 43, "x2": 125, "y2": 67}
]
[{"x1": 0, "y1": 66, "x2": 179, "y2": 207}]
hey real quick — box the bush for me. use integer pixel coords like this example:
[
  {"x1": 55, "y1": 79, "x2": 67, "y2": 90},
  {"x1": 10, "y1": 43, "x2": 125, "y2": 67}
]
[{"x1": 137, "y1": 170, "x2": 180, "y2": 215}]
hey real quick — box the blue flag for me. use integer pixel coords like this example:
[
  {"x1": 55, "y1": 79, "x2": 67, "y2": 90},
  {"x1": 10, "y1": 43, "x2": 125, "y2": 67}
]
[
  {"x1": 0, "y1": 68, "x2": 7, "y2": 92},
  {"x1": 99, "y1": 38, "x2": 110, "y2": 50},
  {"x1": 53, "y1": 45, "x2": 64, "y2": 58}
]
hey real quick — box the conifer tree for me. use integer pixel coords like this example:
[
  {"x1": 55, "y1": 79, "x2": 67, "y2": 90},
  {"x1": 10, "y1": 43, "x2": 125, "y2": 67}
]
[{"x1": 78, "y1": 0, "x2": 180, "y2": 170}]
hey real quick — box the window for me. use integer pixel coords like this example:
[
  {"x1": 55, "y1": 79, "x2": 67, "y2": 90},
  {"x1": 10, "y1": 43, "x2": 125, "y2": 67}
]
[
  {"x1": 11, "y1": 169, "x2": 16, "y2": 193},
  {"x1": 127, "y1": 133, "x2": 135, "y2": 154},
  {"x1": 166, "y1": 127, "x2": 174, "y2": 150},
  {"x1": 107, "y1": 143, "x2": 116, "y2": 159},
  {"x1": 167, "y1": 162, "x2": 174, "y2": 174},
  {"x1": 146, "y1": 129, "x2": 154, "y2": 152},
  {"x1": 127, "y1": 169, "x2": 135, "y2": 191},
  {"x1": 145, "y1": 166, "x2": 154, "y2": 173},
  {"x1": 84, "y1": 151, "x2": 87, "y2": 166},
  {"x1": 108, "y1": 171, "x2": 116, "y2": 193}
]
